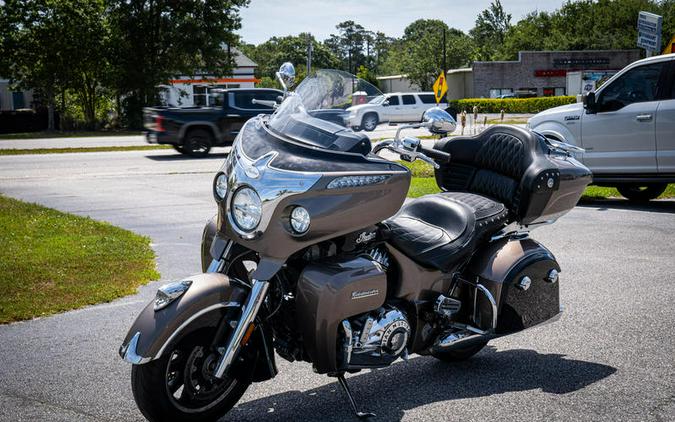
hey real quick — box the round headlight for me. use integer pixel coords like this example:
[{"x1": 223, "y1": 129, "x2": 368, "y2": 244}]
[
  {"x1": 290, "y1": 206, "x2": 310, "y2": 234},
  {"x1": 231, "y1": 187, "x2": 262, "y2": 232},
  {"x1": 214, "y1": 173, "x2": 228, "y2": 200}
]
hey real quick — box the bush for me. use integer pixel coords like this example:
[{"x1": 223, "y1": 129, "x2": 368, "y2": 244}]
[{"x1": 448, "y1": 96, "x2": 576, "y2": 114}]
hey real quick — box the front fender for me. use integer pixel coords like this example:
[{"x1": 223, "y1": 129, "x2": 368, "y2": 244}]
[{"x1": 119, "y1": 272, "x2": 247, "y2": 364}]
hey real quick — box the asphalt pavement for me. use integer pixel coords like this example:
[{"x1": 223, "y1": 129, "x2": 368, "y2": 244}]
[{"x1": 0, "y1": 147, "x2": 673, "y2": 422}]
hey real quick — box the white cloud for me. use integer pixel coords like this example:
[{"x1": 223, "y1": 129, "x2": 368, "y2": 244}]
[{"x1": 238, "y1": 0, "x2": 566, "y2": 44}]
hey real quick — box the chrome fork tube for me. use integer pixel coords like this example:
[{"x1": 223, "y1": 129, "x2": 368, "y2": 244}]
[{"x1": 213, "y1": 278, "x2": 269, "y2": 379}]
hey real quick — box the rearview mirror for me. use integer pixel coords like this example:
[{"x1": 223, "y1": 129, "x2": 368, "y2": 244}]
[
  {"x1": 276, "y1": 62, "x2": 295, "y2": 92},
  {"x1": 423, "y1": 107, "x2": 457, "y2": 135}
]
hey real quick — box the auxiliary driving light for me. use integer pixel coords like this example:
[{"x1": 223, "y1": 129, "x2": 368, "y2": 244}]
[
  {"x1": 214, "y1": 173, "x2": 228, "y2": 200},
  {"x1": 290, "y1": 206, "x2": 310, "y2": 234}
]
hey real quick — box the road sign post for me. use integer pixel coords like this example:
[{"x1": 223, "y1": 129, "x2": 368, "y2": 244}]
[
  {"x1": 433, "y1": 72, "x2": 448, "y2": 105},
  {"x1": 637, "y1": 11, "x2": 663, "y2": 57}
]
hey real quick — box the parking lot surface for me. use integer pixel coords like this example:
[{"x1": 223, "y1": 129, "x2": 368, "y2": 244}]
[{"x1": 0, "y1": 148, "x2": 673, "y2": 421}]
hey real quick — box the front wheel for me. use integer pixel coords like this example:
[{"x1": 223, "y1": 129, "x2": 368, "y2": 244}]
[
  {"x1": 131, "y1": 329, "x2": 251, "y2": 422},
  {"x1": 616, "y1": 183, "x2": 667, "y2": 202},
  {"x1": 361, "y1": 113, "x2": 379, "y2": 131},
  {"x1": 183, "y1": 129, "x2": 213, "y2": 157}
]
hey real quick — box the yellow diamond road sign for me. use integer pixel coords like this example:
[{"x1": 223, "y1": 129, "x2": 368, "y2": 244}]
[{"x1": 433, "y1": 72, "x2": 448, "y2": 104}]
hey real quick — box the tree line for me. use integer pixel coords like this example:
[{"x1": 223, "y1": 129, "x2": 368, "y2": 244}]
[
  {"x1": 245, "y1": 0, "x2": 675, "y2": 92},
  {"x1": 1, "y1": 0, "x2": 674, "y2": 131}
]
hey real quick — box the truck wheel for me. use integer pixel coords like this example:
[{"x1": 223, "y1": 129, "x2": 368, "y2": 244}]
[
  {"x1": 172, "y1": 145, "x2": 185, "y2": 154},
  {"x1": 361, "y1": 113, "x2": 379, "y2": 132},
  {"x1": 183, "y1": 129, "x2": 213, "y2": 157},
  {"x1": 616, "y1": 183, "x2": 667, "y2": 202}
]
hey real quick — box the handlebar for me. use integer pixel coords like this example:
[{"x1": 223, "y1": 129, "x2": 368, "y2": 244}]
[{"x1": 419, "y1": 146, "x2": 451, "y2": 164}]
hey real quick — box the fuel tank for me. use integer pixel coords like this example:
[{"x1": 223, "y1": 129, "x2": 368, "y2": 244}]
[{"x1": 214, "y1": 118, "x2": 411, "y2": 261}]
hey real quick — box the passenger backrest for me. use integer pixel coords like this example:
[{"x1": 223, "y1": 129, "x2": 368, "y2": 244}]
[{"x1": 434, "y1": 125, "x2": 541, "y2": 219}]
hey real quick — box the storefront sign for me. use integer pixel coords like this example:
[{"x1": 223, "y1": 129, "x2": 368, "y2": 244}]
[
  {"x1": 552, "y1": 58, "x2": 610, "y2": 68},
  {"x1": 534, "y1": 69, "x2": 567, "y2": 77}
]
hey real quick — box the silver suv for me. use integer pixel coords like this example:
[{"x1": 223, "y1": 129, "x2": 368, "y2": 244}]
[
  {"x1": 346, "y1": 92, "x2": 448, "y2": 131},
  {"x1": 528, "y1": 53, "x2": 675, "y2": 201}
]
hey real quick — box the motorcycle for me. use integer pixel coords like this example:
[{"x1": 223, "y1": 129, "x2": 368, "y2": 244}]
[{"x1": 119, "y1": 64, "x2": 592, "y2": 421}]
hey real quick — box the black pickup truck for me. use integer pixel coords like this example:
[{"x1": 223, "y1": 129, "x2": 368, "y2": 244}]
[{"x1": 143, "y1": 88, "x2": 283, "y2": 157}]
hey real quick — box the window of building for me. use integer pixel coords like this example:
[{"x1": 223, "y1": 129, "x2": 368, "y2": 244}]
[
  {"x1": 597, "y1": 62, "x2": 664, "y2": 112},
  {"x1": 517, "y1": 88, "x2": 537, "y2": 98},
  {"x1": 489, "y1": 88, "x2": 513, "y2": 98},
  {"x1": 386, "y1": 95, "x2": 399, "y2": 105},
  {"x1": 193, "y1": 86, "x2": 207, "y2": 106},
  {"x1": 401, "y1": 94, "x2": 416, "y2": 105},
  {"x1": 12, "y1": 91, "x2": 25, "y2": 109},
  {"x1": 418, "y1": 94, "x2": 436, "y2": 104}
]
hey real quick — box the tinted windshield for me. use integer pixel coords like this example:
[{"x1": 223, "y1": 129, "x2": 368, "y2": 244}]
[{"x1": 268, "y1": 69, "x2": 382, "y2": 149}]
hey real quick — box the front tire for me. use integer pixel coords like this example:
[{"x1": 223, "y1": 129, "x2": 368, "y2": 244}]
[
  {"x1": 616, "y1": 183, "x2": 667, "y2": 202},
  {"x1": 361, "y1": 113, "x2": 379, "y2": 132},
  {"x1": 183, "y1": 129, "x2": 213, "y2": 157},
  {"x1": 131, "y1": 329, "x2": 251, "y2": 422}
]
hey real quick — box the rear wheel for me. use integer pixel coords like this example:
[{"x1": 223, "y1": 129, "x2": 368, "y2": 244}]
[
  {"x1": 616, "y1": 183, "x2": 667, "y2": 202},
  {"x1": 183, "y1": 129, "x2": 213, "y2": 157},
  {"x1": 432, "y1": 340, "x2": 488, "y2": 362},
  {"x1": 361, "y1": 113, "x2": 379, "y2": 131},
  {"x1": 131, "y1": 327, "x2": 251, "y2": 422},
  {"x1": 172, "y1": 145, "x2": 185, "y2": 154}
]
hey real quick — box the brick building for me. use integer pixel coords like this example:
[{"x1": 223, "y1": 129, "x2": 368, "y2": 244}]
[{"x1": 470, "y1": 49, "x2": 642, "y2": 98}]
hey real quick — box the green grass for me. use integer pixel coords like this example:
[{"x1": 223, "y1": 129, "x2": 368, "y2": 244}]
[
  {"x1": 0, "y1": 145, "x2": 170, "y2": 156},
  {"x1": 582, "y1": 184, "x2": 675, "y2": 200},
  {"x1": 0, "y1": 195, "x2": 159, "y2": 323},
  {"x1": 0, "y1": 130, "x2": 142, "y2": 140}
]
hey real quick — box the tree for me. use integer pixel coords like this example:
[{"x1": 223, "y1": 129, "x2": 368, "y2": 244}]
[
  {"x1": 470, "y1": 0, "x2": 512, "y2": 60},
  {"x1": 0, "y1": 0, "x2": 109, "y2": 130},
  {"x1": 106, "y1": 0, "x2": 249, "y2": 128},
  {"x1": 324, "y1": 20, "x2": 367, "y2": 74},
  {"x1": 497, "y1": 11, "x2": 552, "y2": 60},
  {"x1": 397, "y1": 19, "x2": 474, "y2": 90},
  {"x1": 242, "y1": 33, "x2": 339, "y2": 81}
]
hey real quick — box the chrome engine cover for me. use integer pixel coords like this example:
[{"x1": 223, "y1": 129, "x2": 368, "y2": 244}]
[{"x1": 343, "y1": 306, "x2": 410, "y2": 368}]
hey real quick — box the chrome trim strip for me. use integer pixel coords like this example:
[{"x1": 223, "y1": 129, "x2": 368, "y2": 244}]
[
  {"x1": 476, "y1": 284, "x2": 498, "y2": 331},
  {"x1": 153, "y1": 302, "x2": 242, "y2": 360},
  {"x1": 122, "y1": 332, "x2": 151, "y2": 364},
  {"x1": 213, "y1": 279, "x2": 270, "y2": 379}
]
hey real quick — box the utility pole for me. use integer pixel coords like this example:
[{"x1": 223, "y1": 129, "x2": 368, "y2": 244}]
[
  {"x1": 442, "y1": 27, "x2": 447, "y2": 75},
  {"x1": 307, "y1": 34, "x2": 313, "y2": 75}
]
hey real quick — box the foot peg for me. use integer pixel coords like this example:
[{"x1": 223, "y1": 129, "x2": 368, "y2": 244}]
[{"x1": 336, "y1": 374, "x2": 376, "y2": 419}]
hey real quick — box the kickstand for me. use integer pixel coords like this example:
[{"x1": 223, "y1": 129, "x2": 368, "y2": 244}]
[{"x1": 336, "y1": 374, "x2": 376, "y2": 419}]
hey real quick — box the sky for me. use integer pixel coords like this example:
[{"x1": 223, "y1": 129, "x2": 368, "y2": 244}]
[{"x1": 238, "y1": 0, "x2": 567, "y2": 45}]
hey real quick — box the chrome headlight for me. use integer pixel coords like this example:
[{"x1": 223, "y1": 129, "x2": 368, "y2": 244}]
[
  {"x1": 231, "y1": 186, "x2": 262, "y2": 232},
  {"x1": 213, "y1": 173, "x2": 228, "y2": 201}
]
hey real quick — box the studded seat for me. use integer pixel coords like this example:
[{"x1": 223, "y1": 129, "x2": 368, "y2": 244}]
[{"x1": 383, "y1": 192, "x2": 509, "y2": 271}]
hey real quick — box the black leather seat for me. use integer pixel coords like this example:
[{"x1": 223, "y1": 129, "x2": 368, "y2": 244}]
[{"x1": 383, "y1": 192, "x2": 509, "y2": 271}]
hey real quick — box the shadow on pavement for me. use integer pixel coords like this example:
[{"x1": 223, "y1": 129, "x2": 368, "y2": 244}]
[
  {"x1": 144, "y1": 152, "x2": 230, "y2": 161},
  {"x1": 224, "y1": 346, "x2": 616, "y2": 422},
  {"x1": 578, "y1": 198, "x2": 675, "y2": 214}
]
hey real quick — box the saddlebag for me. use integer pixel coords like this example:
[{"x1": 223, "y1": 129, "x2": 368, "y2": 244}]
[{"x1": 467, "y1": 237, "x2": 561, "y2": 334}]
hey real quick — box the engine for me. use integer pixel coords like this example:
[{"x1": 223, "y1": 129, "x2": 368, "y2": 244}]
[{"x1": 341, "y1": 306, "x2": 411, "y2": 369}]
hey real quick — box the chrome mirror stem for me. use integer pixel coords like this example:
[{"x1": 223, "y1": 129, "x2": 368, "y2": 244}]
[{"x1": 213, "y1": 279, "x2": 270, "y2": 379}]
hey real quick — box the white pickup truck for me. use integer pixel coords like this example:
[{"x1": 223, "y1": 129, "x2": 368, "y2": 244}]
[
  {"x1": 528, "y1": 53, "x2": 675, "y2": 201},
  {"x1": 346, "y1": 92, "x2": 447, "y2": 132}
]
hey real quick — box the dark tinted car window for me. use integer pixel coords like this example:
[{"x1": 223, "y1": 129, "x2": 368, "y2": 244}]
[
  {"x1": 387, "y1": 95, "x2": 399, "y2": 106},
  {"x1": 598, "y1": 63, "x2": 664, "y2": 111},
  {"x1": 233, "y1": 91, "x2": 279, "y2": 110},
  {"x1": 418, "y1": 94, "x2": 436, "y2": 104},
  {"x1": 402, "y1": 95, "x2": 416, "y2": 105}
]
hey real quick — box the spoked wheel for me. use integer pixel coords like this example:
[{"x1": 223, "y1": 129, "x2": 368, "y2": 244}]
[
  {"x1": 361, "y1": 113, "x2": 379, "y2": 131},
  {"x1": 183, "y1": 129, "x2": 213, "y2": 157},
  {"x1": 131, "y1": 328, "x2": 251, "y2": 422}
]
